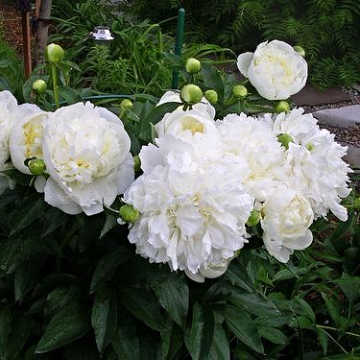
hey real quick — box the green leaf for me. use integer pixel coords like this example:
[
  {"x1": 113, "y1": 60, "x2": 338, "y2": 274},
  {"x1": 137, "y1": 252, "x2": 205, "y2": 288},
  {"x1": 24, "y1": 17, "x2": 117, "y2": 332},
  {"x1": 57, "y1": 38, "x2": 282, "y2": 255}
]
[
  {"x1": 90, "y1": 246, "x2": 131, "y2": 293},
  {"x1": 91, "y1": 284, "x2": 117, "y2": 355},
  {"x1": 45, "y1": 286, "x2": 81, "y2": 317},
  {"x1": 209, "y1": 324, "x2": 230, "y2": 360},
  {"x1": 144, "y1": 101, "x2": 182, "y2": 125},
  {"x1": 184, "y1": 302, "x2": 205, "y2": 360},
  {"x1": 10, "y1": 196, "x2": 47, "y2": 236},
  {"x1": 161, "y1": 321, "x2": 183, "y2": 360},
  {"x1": 201, "y1": 64, "x2": 224, "y2": 99},
  {"x1": 336, "y1": 273, "x2": 360, "y2": 302},
  {"x1": 35, "y1": 304, "x2": 91, "y2": 353},
  {"x1": 58, "y1": 85, "x2": 83, "y2": 105},
  {"x1": 223, "y1": 261, "x2": 255, "y2": 292},
  {"x1": 258, "y1": 327, "x2": 288, "y2": 345},
  {"x1": 321, "y1": 355, "x2": 360, "y2": 360},
  {"x1": 42, "y1": 207, "x2": 68, "y2": 237},
  {"x1": 112, "y1": 317, "x2": 140, "y2": 360},
  {"x1": 321, "y1": 292, "x2": 341, "y2": 327},
  {"x1": 222, "y1": 304, "x2": 264, "y2": 354},
  {"x1": 153, "y1": 276, "x2": 189, "y2": 328},
  {"x1": 227, "y1": 288, "x2": 280, "y2": 317},
  {"x1": 289, "y1": 315, "x2": 315, "y2": 330},
  {"x1": 0, "y1": 306, "x2": 12, "y2": 357},
  {"x1": 120, "y1": 287, "x2": 166, "y2": 331},
  {"x1": 14, "y1": 260, "x2": 40, "y2": 302},
  {"x1": 1, "y1": 168, "x2": 33, "y2": 187},
  {"x1": 4, "y1": 316, "x2": 32, "y2": 359},
  {"x1": 317, "y1": 327, "x2": 329, "y2": 355},
  {"x1": 185, "y1": 303, "x2": 215, "y2": 360}
]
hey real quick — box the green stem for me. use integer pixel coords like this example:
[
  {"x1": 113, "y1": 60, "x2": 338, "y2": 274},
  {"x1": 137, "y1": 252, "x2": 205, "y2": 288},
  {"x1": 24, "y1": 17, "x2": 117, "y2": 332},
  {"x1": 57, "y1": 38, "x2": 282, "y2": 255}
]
[
  {"x1": 316, "y1": 326, "x2": 348, "y2": 354},
  {"x1": 316, "y1": 324, "x2": 360, "y2": 339},
  {"x1": 51, "y1": 64, "x2": 60, "y2": 109}
]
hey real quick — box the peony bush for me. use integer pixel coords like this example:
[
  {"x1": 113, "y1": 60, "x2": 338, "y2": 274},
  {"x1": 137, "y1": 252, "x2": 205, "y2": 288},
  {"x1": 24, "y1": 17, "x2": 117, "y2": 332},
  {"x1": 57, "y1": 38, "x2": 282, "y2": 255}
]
[{"x1": 0, "y1": 40, "x2": 359, "y2": 359}]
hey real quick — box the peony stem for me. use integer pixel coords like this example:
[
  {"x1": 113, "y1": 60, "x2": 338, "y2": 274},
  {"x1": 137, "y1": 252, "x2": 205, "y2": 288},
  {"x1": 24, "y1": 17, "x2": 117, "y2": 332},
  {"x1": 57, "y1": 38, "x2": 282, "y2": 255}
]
[{"x1": 51, "y1": 64, "x2": 60, "y2": 109}]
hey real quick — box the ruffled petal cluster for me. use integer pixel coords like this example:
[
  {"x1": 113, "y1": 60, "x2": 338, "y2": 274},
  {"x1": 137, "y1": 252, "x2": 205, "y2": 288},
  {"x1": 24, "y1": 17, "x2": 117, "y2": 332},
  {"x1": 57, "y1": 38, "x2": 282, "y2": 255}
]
[
  {"x1": 124, "y1": 136, "x2": 254, "y2": 282},
  {"x1": 8, "y1": 101, "x2": 134, "y2": 215}
]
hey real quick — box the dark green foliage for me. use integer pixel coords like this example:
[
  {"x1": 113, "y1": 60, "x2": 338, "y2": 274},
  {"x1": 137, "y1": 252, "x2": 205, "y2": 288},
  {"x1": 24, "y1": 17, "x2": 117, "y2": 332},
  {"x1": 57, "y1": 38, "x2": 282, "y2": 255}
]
[
  {"x1": 0, "y1": 37, "x2": 24, "y2": 100},
  {"x1": 0, "y1": 180, "x2": 359, "y2": 358},
  {"x1": 120, "y1": 0, "x2": 360, "y2": 89}
]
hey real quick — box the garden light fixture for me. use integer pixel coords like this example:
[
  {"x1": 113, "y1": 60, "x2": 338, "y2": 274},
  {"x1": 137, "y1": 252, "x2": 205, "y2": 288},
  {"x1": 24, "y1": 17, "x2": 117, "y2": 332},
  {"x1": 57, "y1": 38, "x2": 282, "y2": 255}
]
[{"x1": 89, "y1": 26, "x2": 114, "y2": 46}]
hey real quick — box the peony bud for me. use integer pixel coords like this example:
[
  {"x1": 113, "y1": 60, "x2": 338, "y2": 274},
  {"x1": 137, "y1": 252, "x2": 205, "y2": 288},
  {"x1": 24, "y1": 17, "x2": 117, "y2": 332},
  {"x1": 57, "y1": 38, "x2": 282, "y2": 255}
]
[
  {"x1": 233, "y1": 85, "x2": 248, "y2": 98},
  {"x1": 133, "y1": 155, "x2": 141, "y2": 173},
  {"x1": 32, "y1": 79, "x2": 47, "y2": 95},
  {"x1": 119, "y1": 204, "x2": 140, "y2": 223},
  {"x1": 204, "y1": 89, "x2": 218, "y2": 104},
  {"x1": 180, "y1": 84, "x2": 203, "y2": 105},
  {"x1": 120, "y1": 99, "x2": 133, "y2": 111},
  {"x1": 246, "y1": 209, "x2": 261, "y2": 227},
  {"x1": 28, "y1": 158, "x2": 46, "y2": 176},
  {"x1": 277, "y1": 133, "x2": 293, "y2": 150},
  {"x1": 45, "y1": 43, "x2": 65, "y2": 64},
  {"x1": 185, "y1": 58, "x2": 201, "y2": 74},
  {"x1": 275, "y1": 100, "x2": 290, "y2": 114},
  {"x1": 293, "y1": 46, "x2": 306, "y2": 58}
]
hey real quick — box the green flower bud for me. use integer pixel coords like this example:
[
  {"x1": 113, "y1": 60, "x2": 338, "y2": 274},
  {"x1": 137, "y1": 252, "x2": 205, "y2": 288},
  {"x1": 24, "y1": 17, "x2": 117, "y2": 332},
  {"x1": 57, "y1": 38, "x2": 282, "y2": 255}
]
[
  {"x1": 293, "y1": 46, "x2": 306, "y2": 58},
  {"x1": 45, "y1": 43, "x2": 65, "y2": 64},
  {"x1": 120, "y1": 99, "x2": 133, "y2": 111},
  {"x1": 185, "y1": 58, "x2": 201, "y2": 74},
  {"x1": 119, "y1": 204, "x2": 140, "y2": 223},
  {"x1": 180, "y1": 84, "x2": 203, "y2": 105},
  {"x1": 204, "y1": 89, "x2": 218, "y2": 105},
  {"x1": 306, "y1": 143, "x2": 314, "y2": 151},
  {"x1": 133, "y1": 155, "x2": 141, "y2": 173},
  {"x1": 32, "y1": 79, "x2": 47, "y2": 95},
  {"x1": 277, "y1": 133, "x2": 293, "y2": 150},
  {"x1": 233, "y1": 85, "x2": 248, "y2": 98},
  {"x1": 246, "y1": 209, "x2": 261, "y2": 227},
  {"x1": 28, "y1": 158, "x2": 46, "y2": 176},
  {"x1": 275, "y1": 100, "x2": 291, "y2": 114}
]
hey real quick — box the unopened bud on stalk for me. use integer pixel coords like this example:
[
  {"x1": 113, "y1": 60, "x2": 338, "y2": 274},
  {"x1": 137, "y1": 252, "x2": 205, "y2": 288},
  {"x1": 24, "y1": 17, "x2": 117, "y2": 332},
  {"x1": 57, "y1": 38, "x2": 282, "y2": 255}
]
[
  {"x1": 133, "y1": 155, "x2": 141, "y2": 173},
  {"x1": 180, "y1": 84, "x2": 203, "y2": 105},
  {"x1": 120, "y1": 99, "x2": 133, "y2": 111},
  {"x1": 27, "y1": 158, "x2": 46, "y2": 176},
  {"x1": 275, "y1": 100, "x2": 290, "y2": 114},
  {"x1": 246, "y1": 209, "x2": 261, "y2": 227},
  {"x1": 204, "y1": 89, "x2": 218, "y2": 104},
  {"x1": 32, "y1": 79, "x2": 47, "y2": 95},
  {"x1": 185, "y1": 58, "x2": 202, "y2": 74},
  {"x1": 233, "y1": 85, "x2": 248, "y2": 98},
  {"x1": 277, "y1": 133, "x2": 293, "y2": 150},
  {"x1": 293, "y1": 46, "x2": 306, "y2": 58},
  {"x1": 45, "y1": 43, "x2": 65, "y2": 64},
  {"x1": 119, "y1": 204, "x2": 140, "y2": 223}
]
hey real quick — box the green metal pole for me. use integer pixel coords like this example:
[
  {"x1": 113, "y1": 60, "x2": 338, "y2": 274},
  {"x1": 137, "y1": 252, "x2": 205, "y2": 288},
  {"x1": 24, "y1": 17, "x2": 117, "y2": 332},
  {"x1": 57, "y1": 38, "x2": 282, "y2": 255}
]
[{"x1": 171, "y1": 7, "x2": 185, "y2": 89}]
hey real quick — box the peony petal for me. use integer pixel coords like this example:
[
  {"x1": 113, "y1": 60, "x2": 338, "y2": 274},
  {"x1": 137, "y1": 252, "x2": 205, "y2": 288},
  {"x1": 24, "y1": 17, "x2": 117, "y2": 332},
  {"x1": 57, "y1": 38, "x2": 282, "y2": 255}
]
[{"x1": 237, "y1": 52, "x2": 254, "y2": 78}]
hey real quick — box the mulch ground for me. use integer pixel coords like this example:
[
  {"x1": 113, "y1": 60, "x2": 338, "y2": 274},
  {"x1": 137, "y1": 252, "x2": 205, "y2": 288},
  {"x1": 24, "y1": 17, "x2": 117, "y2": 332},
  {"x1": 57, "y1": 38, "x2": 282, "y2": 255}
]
[{"x1": 0, "y1": 1, "x2": 24, "y2": 55}]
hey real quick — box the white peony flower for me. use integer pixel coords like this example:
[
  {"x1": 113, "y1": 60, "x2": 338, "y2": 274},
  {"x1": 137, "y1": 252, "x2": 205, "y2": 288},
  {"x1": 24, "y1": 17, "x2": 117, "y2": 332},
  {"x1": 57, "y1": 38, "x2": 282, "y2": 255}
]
[
  {"x1": 155, "y1": 108, "x2": 223, "y2": 159},
  {"x1": 157, "y1": 90, "x2": 216, "y2": 120},
  {"x1": 39, "y1": 102, "x2": 134, "y2": 215},
  {"x1": 124, "y1": 136, "x2": 254, "y2": 281},
  {"x1": 216, "y1": 113, "x2": 286, "y2": 202},
  {"x1": 9, "y1": 106, "x2": 47, "y2": 174},
  {"x1": 237, "y1": 40, "x2": 307, "y2": 100},
  {"x1": 0, "y1": 91, "x2": 19, "y2": 171},
  {"x1": 272, "y1": 109, "x2": 351, "y2": 221},
  {"x1": 261, "y1": 189, "x2": 314, "y2": 263}
]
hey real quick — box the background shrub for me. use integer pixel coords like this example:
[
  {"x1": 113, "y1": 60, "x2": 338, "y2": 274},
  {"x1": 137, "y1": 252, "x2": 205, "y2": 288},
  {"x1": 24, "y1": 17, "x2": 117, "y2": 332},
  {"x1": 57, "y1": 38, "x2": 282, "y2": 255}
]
[{"x1": 119, "y1": 0, "x2": 360, "y2": 89}]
